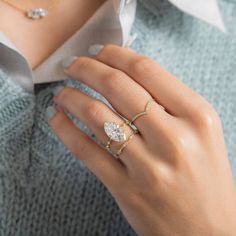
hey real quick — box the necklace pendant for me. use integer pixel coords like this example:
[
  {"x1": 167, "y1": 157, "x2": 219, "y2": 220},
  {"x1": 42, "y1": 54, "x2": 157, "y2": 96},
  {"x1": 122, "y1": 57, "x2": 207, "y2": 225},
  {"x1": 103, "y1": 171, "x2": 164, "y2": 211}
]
[{"x1": 27, "y1": 8, "x2": 48, "y2": 20}]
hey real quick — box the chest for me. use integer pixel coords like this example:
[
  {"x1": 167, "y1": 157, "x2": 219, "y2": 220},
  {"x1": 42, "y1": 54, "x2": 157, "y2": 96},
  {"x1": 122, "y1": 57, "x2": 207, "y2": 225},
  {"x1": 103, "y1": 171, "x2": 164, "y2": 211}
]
[{"x1": 0, "y1": 0, "x2": 105, "y2": 70}]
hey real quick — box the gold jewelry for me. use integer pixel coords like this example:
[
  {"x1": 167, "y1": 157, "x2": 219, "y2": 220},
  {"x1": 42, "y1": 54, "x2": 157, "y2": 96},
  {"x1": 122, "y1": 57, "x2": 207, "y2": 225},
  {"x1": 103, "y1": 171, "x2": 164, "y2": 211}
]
[
  {"x1": 104, "y1": 120, "x2": 138, "y2": 156},
  {"x1": 113, "y1": 98, "x2": 155, "y2": 158},
  {"x1": 130, "y1": 98, "x2": 154, "y2": 125},
  {"x1": 104, "y1": 121, "x2": 129, "y2": 150},
  {"x1": 115, "y1": 132, "x2": 136, "y2": 159},
  {"x1": 1, "y1": 0, "x2": 63, "y2": 19},
  {"x1": 105, "y1": 138, "x2": 112, "y2": 150},
  {"x1": 104, "y1": 121, "x2": 129, "y2": 142}
]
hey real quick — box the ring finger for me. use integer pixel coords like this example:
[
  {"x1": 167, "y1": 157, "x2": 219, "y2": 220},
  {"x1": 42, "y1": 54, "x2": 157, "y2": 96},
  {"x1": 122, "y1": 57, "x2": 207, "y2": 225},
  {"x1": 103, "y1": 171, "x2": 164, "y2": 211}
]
[
  {"x1": 63, "y1": 56, "x2": 172, "y2": 142},
  {"x1": 53, "y1": 86, "x2": 146, "y2": 167}
]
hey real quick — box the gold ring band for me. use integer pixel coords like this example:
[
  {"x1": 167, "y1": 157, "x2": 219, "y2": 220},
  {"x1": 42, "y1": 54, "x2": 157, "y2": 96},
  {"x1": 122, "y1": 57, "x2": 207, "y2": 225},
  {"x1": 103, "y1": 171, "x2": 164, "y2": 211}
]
[
  {"x1": 130, "y1": 98, "x2": 154, "y2": 125},
  {"x1": 105, "y1": 138, "x2": 112, "y2": 150},
  {"x1": 112, "y1": 98, "x2": 154, "y2": 158},
  {"x1": 114, "y1": 132, "x2": 136, "y2": 158},
  {"x1": 104, "y1": 98, "x2": 155, "y2": 159}
]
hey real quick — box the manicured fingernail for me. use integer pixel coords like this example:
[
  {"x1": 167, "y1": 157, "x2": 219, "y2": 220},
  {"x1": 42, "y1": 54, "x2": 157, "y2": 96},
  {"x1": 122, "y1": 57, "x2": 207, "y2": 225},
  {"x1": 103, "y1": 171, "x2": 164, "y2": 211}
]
[
  {"x1": 88, "y1": 44, "x2": 104, "y2": 56},
  {"x1": 45, "y1": 105, "x2": 57, "y2": 120},
  {"x1": 52, "y1": 85, "x2": 65, "y2": 97},
  {"x1": 61, "y1": 56, "x2": 78, "y2": 69}
]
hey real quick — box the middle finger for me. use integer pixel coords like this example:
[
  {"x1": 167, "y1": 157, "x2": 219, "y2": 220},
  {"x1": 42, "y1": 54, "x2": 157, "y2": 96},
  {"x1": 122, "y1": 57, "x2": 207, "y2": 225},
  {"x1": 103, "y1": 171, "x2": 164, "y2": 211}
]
[{"x1": 63, "y1": 56, "x2": 171, "y2": 140}]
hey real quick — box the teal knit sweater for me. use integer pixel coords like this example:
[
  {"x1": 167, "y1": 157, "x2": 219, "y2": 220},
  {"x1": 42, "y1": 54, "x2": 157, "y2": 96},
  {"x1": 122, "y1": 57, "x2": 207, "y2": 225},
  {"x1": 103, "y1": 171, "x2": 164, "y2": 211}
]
[{"x1": 0, "y1": 0, "x2": 235, "y2": 235}]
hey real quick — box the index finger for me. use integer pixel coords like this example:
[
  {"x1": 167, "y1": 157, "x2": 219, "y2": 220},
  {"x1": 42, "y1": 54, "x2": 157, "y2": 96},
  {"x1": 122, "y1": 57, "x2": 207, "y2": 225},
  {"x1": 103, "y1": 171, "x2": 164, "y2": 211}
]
[{"x1": 96, "y1": 45, "x2": 201, "y2": 117}]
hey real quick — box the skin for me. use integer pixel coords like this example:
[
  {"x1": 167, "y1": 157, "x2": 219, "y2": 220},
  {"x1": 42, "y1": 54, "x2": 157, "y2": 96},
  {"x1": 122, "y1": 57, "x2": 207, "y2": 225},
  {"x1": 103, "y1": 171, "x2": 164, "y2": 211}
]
[
  {"x1": 0, "y1": 0, "x2": 105, "y2": 69},
  {"x1": 47, "y1": 45, "x2": 236, "y2": 236},
  {"x1": 1, "y1": 1, "x2": 235, "y2": 235}
]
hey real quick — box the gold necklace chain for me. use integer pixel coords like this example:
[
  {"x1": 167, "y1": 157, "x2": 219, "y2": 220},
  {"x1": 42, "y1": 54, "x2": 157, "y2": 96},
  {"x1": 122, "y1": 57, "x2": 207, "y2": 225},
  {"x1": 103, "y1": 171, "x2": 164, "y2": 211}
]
[{"x1": 1, "y1": 0, "x2": 63, "y2": 19}]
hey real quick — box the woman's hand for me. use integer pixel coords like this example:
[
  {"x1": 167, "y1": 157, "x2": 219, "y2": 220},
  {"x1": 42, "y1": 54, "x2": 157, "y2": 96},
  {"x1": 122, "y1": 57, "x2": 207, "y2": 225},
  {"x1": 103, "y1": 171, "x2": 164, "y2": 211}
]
[{"x1": 46, "y1": 45, "x2": 236, "y2": 236}]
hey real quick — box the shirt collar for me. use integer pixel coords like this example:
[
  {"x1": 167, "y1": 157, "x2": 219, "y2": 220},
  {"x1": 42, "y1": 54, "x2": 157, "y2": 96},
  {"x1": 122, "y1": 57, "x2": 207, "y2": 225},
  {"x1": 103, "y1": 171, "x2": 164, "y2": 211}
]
[
  {"x1": 168, "y1": 0, "x2": 225, "y2": 32},
  {"x1": 0, "y1": 0, "x2": 226, "y2": 93},
  {"x1": 0, "y1": 0, "x2": 137, "y2": 93}
]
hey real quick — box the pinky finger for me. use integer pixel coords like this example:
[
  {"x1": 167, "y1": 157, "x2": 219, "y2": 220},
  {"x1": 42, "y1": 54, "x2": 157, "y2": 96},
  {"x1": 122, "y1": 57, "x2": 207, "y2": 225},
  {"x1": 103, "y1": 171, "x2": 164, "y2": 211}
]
[{"x1": 45, "y1": 105, "x2": 127, "y2": 195}]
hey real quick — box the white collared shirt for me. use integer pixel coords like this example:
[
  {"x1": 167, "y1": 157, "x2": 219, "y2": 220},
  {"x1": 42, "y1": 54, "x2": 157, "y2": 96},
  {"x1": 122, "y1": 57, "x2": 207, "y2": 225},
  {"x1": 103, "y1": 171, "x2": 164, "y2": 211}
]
[
  {"x1": 0, "y1": 0, "x2": 137, "y2": 92},
  {"x1": 0, "y1": 0, "x2": 224, "y2": 93}
]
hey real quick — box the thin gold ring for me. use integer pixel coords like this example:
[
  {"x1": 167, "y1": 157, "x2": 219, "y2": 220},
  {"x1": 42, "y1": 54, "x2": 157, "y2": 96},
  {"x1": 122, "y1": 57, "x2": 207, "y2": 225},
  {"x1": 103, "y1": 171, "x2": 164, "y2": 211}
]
[
  {"x1": 114, "y1": 132, "x2": 136, "y2": 159},
  {"x1": 104, "y1": 98, "x2": 155, "y2": 158},
  {"x1": 130, "y1": 98, "x2": 155, "y2": 125},
  {"x1": 105, "y1": 138, "x2": 112, "y2": 150}
]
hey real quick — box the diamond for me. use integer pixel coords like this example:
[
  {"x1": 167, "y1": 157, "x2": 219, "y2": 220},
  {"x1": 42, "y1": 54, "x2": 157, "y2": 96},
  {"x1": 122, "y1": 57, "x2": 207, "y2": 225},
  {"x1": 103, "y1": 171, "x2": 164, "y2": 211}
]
[
  {"x1": 104, "y1": 122, "x2": 126, "y2": 142},
  {"x1": 27, "y1": 8, "x2": 48, "y2": 20}
]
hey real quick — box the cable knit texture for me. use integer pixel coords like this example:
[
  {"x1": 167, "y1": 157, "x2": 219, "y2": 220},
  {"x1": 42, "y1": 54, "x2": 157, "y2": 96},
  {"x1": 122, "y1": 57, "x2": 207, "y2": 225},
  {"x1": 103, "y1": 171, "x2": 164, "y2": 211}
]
[{"x1": 0, "y1": 0, "x2": 235, "y2": 235}]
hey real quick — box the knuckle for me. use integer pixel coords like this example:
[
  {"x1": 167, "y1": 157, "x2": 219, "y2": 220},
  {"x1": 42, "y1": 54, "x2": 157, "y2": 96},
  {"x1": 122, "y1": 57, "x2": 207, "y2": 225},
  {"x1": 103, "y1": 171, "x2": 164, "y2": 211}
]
[
  {"x1": 174, "y1": 132, "x2": 189, "y2": 149},
  {"x1": 200, "y1": 110, "x2": 220, "y2": 129},
  {"x1": 75, "y1": 56, "x2": 91, "y2": 70},
  {"x1": 86, "y1": 100, "x2": 106, "y2": 121},
  {"x1": 169, "y1": 133, "x2": 188, "y2": 159},
  {"x1": 98, "y1": 44, "x2": 119, "y2": 59},
  {"x1": 99, "y1": 44, "x2": 115, "y2": 55},
  {"x1": 156, "y1": 167, "x2": 177, "y2": 194},
  {"x1": 131, "y1": 56, "x2": 153, "y2": 75},
  {"x1": 56, "y1": 87, "x2": 74, "y2": 104},
  {"x1": 190, "y1": 99, "x2": 221, "y2": 129},
  {"x1": 162, "y1": 130, "x2": 190, "y2": 164},
  {"x1": 104, "y1": 70, "x2": 126, "y2": 92}
]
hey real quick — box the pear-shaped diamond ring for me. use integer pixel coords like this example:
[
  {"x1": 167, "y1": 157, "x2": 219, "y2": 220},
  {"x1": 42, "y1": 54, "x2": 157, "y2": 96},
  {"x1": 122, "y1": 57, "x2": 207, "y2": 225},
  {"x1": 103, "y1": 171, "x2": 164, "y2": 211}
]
[{"x1": 104, "y1": 122, "x2": 127, "y2": 143}]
